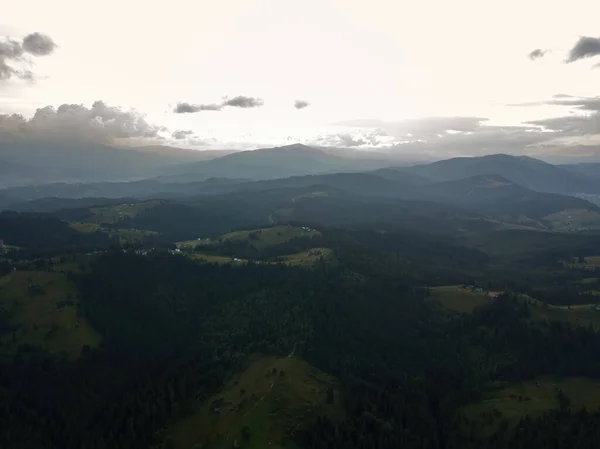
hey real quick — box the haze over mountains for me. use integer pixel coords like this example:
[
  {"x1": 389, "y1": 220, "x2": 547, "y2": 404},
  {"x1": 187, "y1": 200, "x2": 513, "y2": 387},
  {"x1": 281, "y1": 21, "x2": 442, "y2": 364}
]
[{"x1": 2, "y1": 142, "x2": 600, "y2": 236}]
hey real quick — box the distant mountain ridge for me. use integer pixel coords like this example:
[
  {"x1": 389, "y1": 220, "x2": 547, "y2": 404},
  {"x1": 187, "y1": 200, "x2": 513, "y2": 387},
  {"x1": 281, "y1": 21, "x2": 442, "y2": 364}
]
[
  {"x1": 402, "y1": 153, "x2": 600, "y2": 194},
  {"x1": 2, "y1": 151, "x2": 600, "y2": 231},
  {"x1": 0, "y1": 138, "x2": 235, "y2": 187},
  {"x1": 159, "y1": 144, "x2": 399, "y2": 182}
]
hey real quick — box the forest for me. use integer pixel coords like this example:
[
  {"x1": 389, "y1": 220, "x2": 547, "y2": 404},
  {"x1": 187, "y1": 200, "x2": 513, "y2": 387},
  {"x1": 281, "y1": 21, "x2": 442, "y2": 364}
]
[{"x1": 0, "y1": 218, "x2": 600, "y2": 449}]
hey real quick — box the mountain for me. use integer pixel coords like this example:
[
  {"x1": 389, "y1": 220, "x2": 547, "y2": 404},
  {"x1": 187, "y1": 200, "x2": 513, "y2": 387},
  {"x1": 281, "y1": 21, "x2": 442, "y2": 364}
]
[
  {"x1": 368, "y1": 167, "x2": 431, "y2": 184},
  {"x1": 560, "y1": 162, "x2": 600, "y2": 180},
  {"x1": 403, "y1": 154, "x2": 600, "y2": 194},
  {"x1": 4, "y1": 196, "x2": 138, "y2": 213},
  {"x1": 124, "y1": 145, "x2": 237, "y2": 161},
  {"x1": 159, "y1": 144, "x2": 396, "y2": 182},
  {"x1": 0, "y1": 177, "x2": 251, "y2": 208},
  {"x1": 419, "y1": 174, "x2": 600, "y2": 222},
  {"x1": 0, "y1": 138, "x2": 234, "y2": 187}
]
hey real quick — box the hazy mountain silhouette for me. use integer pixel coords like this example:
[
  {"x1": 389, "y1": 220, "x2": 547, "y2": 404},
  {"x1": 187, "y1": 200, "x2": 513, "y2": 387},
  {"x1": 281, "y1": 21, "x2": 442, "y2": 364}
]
[
  {"x1": 403, "y1": 154, "x2": 600, "y2": 194},
  {"x1": 0, "y1": 138, "x2": 233, "y2": 187},
  {"x1": 160, "y1": 144, "x2": 396, "y2": 182}
]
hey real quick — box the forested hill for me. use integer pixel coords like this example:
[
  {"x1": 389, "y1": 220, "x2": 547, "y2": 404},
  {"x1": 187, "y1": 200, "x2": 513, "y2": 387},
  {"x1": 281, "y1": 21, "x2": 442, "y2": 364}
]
[{"x1": 3, "y1": 220, "x2": 600, "y2": 449}]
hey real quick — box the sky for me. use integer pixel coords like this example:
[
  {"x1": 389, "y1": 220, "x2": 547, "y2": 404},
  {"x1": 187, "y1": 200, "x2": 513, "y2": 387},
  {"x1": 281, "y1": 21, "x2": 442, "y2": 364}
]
[{"x1": 2, "y1": 0, "x2": 600, "y2": 161}]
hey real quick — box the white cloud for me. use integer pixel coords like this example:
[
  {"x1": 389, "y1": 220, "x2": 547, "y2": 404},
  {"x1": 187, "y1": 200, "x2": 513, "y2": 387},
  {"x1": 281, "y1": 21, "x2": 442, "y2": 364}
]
[{"x1": 0, "y1": 100, "x2": 166, "y2": 143}]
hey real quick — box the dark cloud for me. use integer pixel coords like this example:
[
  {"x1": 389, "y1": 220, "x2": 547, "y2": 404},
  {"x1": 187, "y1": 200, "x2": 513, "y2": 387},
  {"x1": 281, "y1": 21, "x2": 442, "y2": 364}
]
[
  {"x1": 326, "y1": 115, "x2": 600, "y2": 160},
  {"x1": 171, "y1": 129, "x2": 194, "y2": 139},
  {"x1": 526, "y1": 114, "x2": 600, "y2": 134},
  {"x1": 528, "y1": 48, "x2": 547, "y2": 60},
  {"x1": 174, "y1": 96, "x2": 264, "y2": 113},
  {"x1": 566, "y1": 36, "x2": 600, "y2": 63},
  {"x1": 0, "y1": 100, "x2": 164, "y2": 142},
  {"x1": 222, "y1": 96, "x2": 264, "y2": 108},
  {"x1": 0, "y1": 32, "x2": 56, "y2": 81},
  {"x1": 549, "y1": 96, "x2": 600, "y2": 111},
  {"x1": 294, "y1": 100, "x2": 309, "y2": 109},
  {"x1": 21, "y1": 32, "x2": 56, "y2": 56},
  {"x1": 509, "y1": 95, "x2": 600, "y2": 112},
  {"x1": 174, "y1": 102, "x2": 222, "y2": 113}
]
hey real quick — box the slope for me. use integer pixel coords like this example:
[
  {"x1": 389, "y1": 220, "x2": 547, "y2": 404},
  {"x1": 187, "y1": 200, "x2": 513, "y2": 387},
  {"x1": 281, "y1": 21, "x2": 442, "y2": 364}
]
[
  {"x1": 0, "y1": 138, "x2": 230, "y2": 187},
  {"x1": 404, "y1": 153, "x2": 599, "y2": 194},
  {"x1": 160, "y1": 144, "x2": 395, "y2": 182}
]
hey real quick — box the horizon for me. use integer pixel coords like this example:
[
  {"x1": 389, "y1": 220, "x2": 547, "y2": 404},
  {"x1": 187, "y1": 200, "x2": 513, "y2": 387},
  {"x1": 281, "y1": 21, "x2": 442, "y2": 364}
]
[{"x1": 2, "y1": 0, "x2": 600, "y2": 163}]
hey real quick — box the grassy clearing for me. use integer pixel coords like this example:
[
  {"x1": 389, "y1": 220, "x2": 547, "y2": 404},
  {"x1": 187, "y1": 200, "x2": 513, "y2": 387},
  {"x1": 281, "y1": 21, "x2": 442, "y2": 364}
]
[
  {"x1": 188, "y1": 248, "x2": 333, "y2": 268},
  {"x1": 88, "y1": 200, "x2": 162, "y2": 224},
  {"x1": 220, "y1": 226, "x2": 320, "y2": 250},
  {"x1": 525, "y1": 297, "x2": 600, "y2": 330},
  {"x1": 69, "y1": 221, "x2": 101, "y2": 233},
  {"x1": 461, "y1": 377, "x2": 600, "y2": 435},
  {"x1": 278, "y1": 248, "x2": 333, "y2": 267},
  {"x1": 69, "y1": 221, "x2": 157, "y2": 243},
  {"x1": 175, "y1": 238, "x2": 214, "y2": 250},
  {"x1": 189, "y1": 253, "x2": 248, "y2": 265},
  {"x1": 170, "y1": 355, "x2": 343, "y2": 449},
  {"x1": 0, "y1": 271, "x2": 100, "y2": 359},
  {"x1": 430, "y1": 285, "x2": 496, "y2": 313},
  {"x1": 544, "y1": 208, "x2": 600, "y2": 231}
]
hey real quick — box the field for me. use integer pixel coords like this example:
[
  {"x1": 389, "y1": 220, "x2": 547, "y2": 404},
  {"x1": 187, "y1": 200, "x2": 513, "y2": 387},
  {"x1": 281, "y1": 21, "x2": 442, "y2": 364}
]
[
  {"x1": 544, "y1": 208, "x2": 600, "y2": 231},
  {"x1": 0, "y1": 271, "x2": 100, "y2": 359},
  {"x1": 189, "y1": 253, "x2": 248, "y2": 265},
  {"x1": 69, "y1": 221, "x2": 101, "y2": 233},
  {"x1": 87, "y1": 200, "x2": 162, "y2": 224},
  {"x1": 278, "y1": 248, "x2": 333, "y2": 267},
  {"x1": 188, "y1": 248, "x2": 332, "y2": 268},
  {"x1": 69, "y1": 221, "x2": 157, "y2": 243},
  {"x1": 220, "y1": 225, "x2": 321, "y2": 250},
  {"x1": 169, "y1": 355, "x2": 343, "y2": 449},
  {"x1": 525, "y1": 297, "x2": 600, "y2": 330},
  {"x1": 430, "y1": 285, "x2": 496, "y2": 313},
  {"x1": 461, "y1": 377, "x2": 600, "y2": 435}
]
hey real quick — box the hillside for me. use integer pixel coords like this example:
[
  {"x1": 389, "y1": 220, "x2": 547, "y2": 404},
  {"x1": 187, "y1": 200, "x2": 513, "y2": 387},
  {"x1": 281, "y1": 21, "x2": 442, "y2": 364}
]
[
  {"x1": 417, "y1": 175, "x2": 600, "y2": 225},
  {"x1": 404, "y1": 154, "x2": 600, "y2": 194},
  {"x1": 0, "y1": 138, "x2": 230, "y2": 187},
  {"x1": 124, "y1": 145, "x2": 237, "y2": 161},
  {"x1": 159, "y1": 144, "x2": 395, "y2": 182}
]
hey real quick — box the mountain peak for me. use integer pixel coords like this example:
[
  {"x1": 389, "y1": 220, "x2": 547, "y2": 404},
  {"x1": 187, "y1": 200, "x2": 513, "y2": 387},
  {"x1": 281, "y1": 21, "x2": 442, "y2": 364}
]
[{"x1": 258, "y1": 143, "x2": 320, "y2": 154}]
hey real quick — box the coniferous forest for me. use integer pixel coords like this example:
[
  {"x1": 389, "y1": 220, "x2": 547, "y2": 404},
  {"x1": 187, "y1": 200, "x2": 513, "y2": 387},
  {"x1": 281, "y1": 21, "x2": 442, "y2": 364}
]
[{"x1": 3, "y1": 213, "x2": 600, "y2": 449}]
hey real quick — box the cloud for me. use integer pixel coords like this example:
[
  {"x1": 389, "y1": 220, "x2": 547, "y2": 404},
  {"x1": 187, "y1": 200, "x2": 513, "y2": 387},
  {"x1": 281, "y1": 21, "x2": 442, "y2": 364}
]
[
  {"x1": 294, "y1": 100, "x2": 309, "y2": 109},
  {"x1": 328, "y1": 114, "x2": 600, "y2": 161},
  {"x1": 0, "y1": 32, "x2": 56, "y2": 81},
  {"x1": 528, "y1": 48, "x2": 547, "y2": 60},
  {"x1": 222, "y1": 96, "x2": 264, "y2": 108},
  {"x1": 509, "y1": 94, "x2": 600, "y2": 112},
  {"x1": 173, "y1": 95, "x2": 264, "y2": 113},
  {"x1": 174, "y1": 102, "x2": 222, "y2": 113},
  {"x1": 526, "y1": 114, "x2": 600, "y2": 134},
  {"x1": 171, "y1": 129, "x2": 194, "y2": 139},
  {"x1": 566, "y1": 36, "x2": 600, "y2": 63},
  {"x1": 308, "y1": 128, "x2": 396, "y2": 148},
  {"x1": 337, "y1": 116, "x2": 488, "y2": 140},
  {"x1": 549, "y1": 96, "x2": 600, "y2": 112},
  {"x1": 0, "y1": 100, "x2": 164, "y2": 143},
  {"x1": 21, "y1": 32, "x2": 56, "y2": 56}
]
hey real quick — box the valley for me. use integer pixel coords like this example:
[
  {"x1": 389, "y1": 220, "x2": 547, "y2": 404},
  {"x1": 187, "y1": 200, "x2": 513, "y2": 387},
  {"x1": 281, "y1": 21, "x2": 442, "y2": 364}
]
[{"x1": 3, "y1": 146, "x2": 600, "y2": 449}]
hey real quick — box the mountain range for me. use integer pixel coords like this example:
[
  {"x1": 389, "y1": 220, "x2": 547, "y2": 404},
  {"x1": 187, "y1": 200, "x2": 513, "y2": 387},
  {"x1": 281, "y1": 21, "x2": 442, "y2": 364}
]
[{"x1": 3, "y1": 141, "x2": 600, "y2": 234}]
